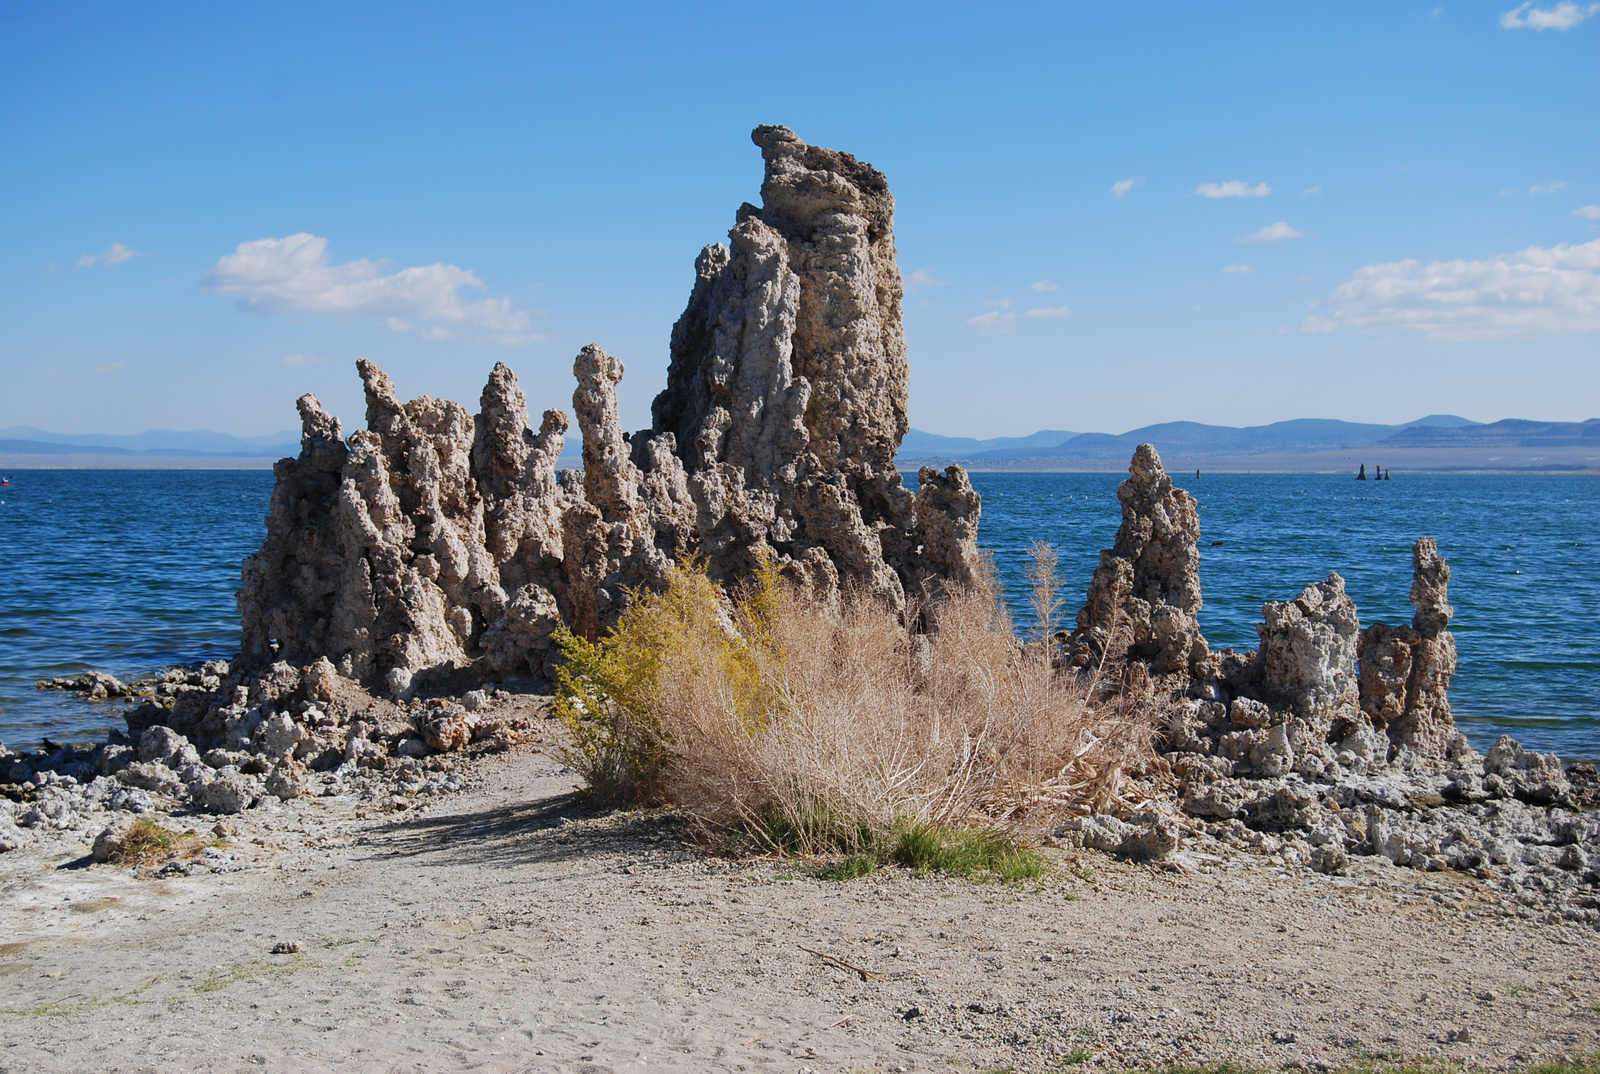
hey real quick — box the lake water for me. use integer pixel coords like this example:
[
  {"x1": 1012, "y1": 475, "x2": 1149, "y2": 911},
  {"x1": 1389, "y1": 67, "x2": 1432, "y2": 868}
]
[{"x1": 1, "y1": 468, "x2": 1595, "y2": 758}]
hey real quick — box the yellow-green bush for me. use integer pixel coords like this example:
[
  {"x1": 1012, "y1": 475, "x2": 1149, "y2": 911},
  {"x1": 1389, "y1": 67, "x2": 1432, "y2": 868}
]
[{"x1": 554, "y1": 550, "x2": 1157, "y2": 862}]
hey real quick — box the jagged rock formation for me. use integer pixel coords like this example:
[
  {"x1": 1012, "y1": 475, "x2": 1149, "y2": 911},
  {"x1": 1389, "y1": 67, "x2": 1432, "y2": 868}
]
[
  {"x1": 651, "y1": 124, "x2": 975, "y2": 609},
  {"x1": 1254, "y1": 574, "x2": 1362, "y2": 726},
  {"x1": 1357, "y1": 537, "x2": 1462, "y2": 756},
  {"x1": 1064, "y1": 443, "x2": 1209, "y2": 680},
  {"x1": 1068, "y1": 444, "x2": 1467, "y2": 771},
  {"x1": 237, "y1": 125, "x2": 983, "y2": 695}
]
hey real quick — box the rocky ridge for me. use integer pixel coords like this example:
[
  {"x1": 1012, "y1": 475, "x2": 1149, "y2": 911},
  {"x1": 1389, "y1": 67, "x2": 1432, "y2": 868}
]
[
  {"x1": 237, "y1": 125, "x2": 980, "y2": 700},
  {"x1": 1056, "y1": 444, "x2": 1598, "y2": 927}
]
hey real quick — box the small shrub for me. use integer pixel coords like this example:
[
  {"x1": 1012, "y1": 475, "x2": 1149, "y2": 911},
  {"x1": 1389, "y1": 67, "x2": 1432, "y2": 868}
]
[{"x1": 553, "y1": 547, "x2": 1160, "y2": 864}]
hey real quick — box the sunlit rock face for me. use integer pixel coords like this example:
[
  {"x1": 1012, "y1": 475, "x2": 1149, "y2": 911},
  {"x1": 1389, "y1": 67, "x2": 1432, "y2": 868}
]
[
  {"x1": 651, "y1": 124, "x2": 977, "y2": 610},
  {"x1": 1064, "y1": 443, "x2": 1210, "y2": 684},
  {"x1": 238, "y1": 126, "x2": 982, "y2": 693}
]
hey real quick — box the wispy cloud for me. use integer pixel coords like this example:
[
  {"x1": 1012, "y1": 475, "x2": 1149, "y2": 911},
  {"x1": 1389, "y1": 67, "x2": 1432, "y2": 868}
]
[
  {"x1": 1025, "y1": 306, "x2": 1071, "y2": 318},
  {"x1": 94, "y1": 361, "x2": 128, "y2": 373},
  {"x1": 904, "y1": 269, "x2": 952, "y2": 292},
  {"x1": 77, "y1": 243, "x2": 143, "y2": 268},
  {"x1": 1197, "y1": 181, "x2": 1271, "y2": 198},
  {"x1": 1500, "y1": 1, "x2": 1599, "y2": 29},
  {"x1": 204, "y1": 233, "x2": 540, "y2": 344},
  {"x1": 1030, "y1": 280, "x2": 1059, "y2": 292},
  {"x1": 1302, "y1": 186, "x2": 1323, "y2": 196},
  {"x1": 1239, "y1": 222, "x2": 1305, "y2": 243},
  {"x1": 1574, "y1": 206, "x2": 1600, "y2": 219},
  {"x1": 1298, "y1": 315, "x2": 1338, "y2": 334},
  {"x1": 1319, "y1": 237, "x2": 1600, "y2": 341},
  {"x1": 1111, "y1": 177, "x2": 1145, "y2": 199},
  {"x1": 965, "y1": 310, "x2": 1014, "y2": 332},
  {"x1": 282, "y1": 353, "x2": 326, "y2": 365},
  {"x1": 1529, "y1": 180, "x2": 1568, "y2": 194},
  {"x1": 1222, "y1": 264, "x2": 1252, "y2": 273}
]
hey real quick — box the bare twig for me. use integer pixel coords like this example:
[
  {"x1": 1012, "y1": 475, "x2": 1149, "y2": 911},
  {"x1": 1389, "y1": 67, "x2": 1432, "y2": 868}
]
[{"x1": 797, "y1": 944, "x2": 884, "y2": 983}]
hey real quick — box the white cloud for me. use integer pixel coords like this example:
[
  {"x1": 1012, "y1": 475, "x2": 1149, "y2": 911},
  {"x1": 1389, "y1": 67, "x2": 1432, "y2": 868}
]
[
  {"x1": 1030, "y1": 279, "x2": 1059, "y2": 292},
  {"x1": 965, "y1": 310, "x2": 1015, "y2": 333},
  {"x1": 1025, "y1": 306, "x2": 1071, "y2": 318},
  {"x1": 1574, "y1": 206, "x2": 1600, "y2": 219},
  {"x1": 1322, "y1": 237, "x2": 1600, "y2": 341},
  {"x1": 77, "y1": 243, "x2": 143, "y2": 267},
  {"x1": 1222, "y1": 264, "x2": 1252, "y2": 273},
  {"x1": 1111, "y1": 177, "x2": 1145, "y2": 199},
  {"x1": 1298, "y1": 315, "x2": 1338, "y2": 334},
  {"x1": 1239, "y1": 222, "x2": 1305, "y2": 243},
  {"x1": 904, "y1": 269, "x2": 952, "y2": 292},
  {"x1": 282, "y1": 353, "x2": 326, "y2": 365},
  {"x1": 1529, "y1": 180, "x2": 1568, "y2": 194},
  {"x1": 1197, "y1": 181, "x2": 1271, "y2": 198},
  {"x1": 94, "y1": 361, "x2": 128, "y2": 373},
  {"x1": 1302, "y1": 186, "x2": 1323, "y2": 196},
  {"x1": 982, "y1": 298, "x2": 1013, "y2": 309},
  {"x1": 204, "y1": 233, "x2": 539, "y2": 343},
  {"x1": 1500, "y1": 1, "x2": 1599, "y2": 29}
]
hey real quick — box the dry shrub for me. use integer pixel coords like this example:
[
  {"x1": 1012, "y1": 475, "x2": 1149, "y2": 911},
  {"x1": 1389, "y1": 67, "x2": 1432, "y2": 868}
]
[{"x1": 554, "y1": 550, "x2": 1159, "y2": 856}]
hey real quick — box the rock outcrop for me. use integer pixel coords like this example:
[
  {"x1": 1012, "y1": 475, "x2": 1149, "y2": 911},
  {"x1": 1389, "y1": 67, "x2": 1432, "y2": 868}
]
[
  {"x1": 236, "y1": 125, "x2": 983, "y2": 695},
  {"x1": 1064, "y1": 444, "x2": 1209, "y2": 681},
  {"x1": 653, "y1": 124, "x2": 977, "y2": 610},
  {"x1": 1068, "y1": 445, "x2": 1468, "y2": 772},
  {"x1": 1356, "y1": 537, "x2": 1463, "y2": 757}
]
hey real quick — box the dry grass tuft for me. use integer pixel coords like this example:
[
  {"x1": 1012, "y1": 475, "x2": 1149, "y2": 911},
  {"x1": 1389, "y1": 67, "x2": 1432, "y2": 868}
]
[
  {"x1": 111, "y1": 818, "x2": 214, "y2": 868},
  {"x1": 555, "y1": 549, "x2": 1162, "y2": 860}
]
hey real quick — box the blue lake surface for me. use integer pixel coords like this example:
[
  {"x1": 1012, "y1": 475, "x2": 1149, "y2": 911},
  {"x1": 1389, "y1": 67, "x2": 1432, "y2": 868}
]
[{"x1": 1, "y1": 468, "x2": 1596, "y2": 758}]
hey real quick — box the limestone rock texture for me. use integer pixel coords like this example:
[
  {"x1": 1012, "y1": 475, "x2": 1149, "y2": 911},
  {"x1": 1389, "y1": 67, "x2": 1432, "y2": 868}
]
[
  {"x1": 1066, "y1": 447, "x2": 1466, "y2": 772},
  {"x1": 237, "y1": 125, "x2": 983, "y2": 695},
  {"x1": 651, "y1": 124, "x2": 977, "y2": 609},
  {"x1": 1356, "y1": 537, "x2": 1464, "y2": 757},
  {"x1": 1064, "y1": 444, "x2": 1209, "y2": 681}
]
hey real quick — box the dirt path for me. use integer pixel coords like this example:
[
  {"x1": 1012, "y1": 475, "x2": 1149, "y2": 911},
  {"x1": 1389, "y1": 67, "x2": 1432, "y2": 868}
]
[{"x1": 3, "y1": 744, "x2": 1598, "y2": 1073}]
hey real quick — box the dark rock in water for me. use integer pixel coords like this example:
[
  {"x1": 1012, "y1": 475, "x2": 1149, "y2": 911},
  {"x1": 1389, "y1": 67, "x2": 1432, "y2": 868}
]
[
  {"x1": 234, "y1": 125, "x2": 982, "y2": 696},
  {"x1": 35, "y1": 671, "x2": 133, "y2": 700}
]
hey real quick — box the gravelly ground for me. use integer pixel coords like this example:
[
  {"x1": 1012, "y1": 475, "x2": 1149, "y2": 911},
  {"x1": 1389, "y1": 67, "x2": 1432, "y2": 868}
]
[{"x1": 3, "y1": 740, "x2": 1598, "y2": 1074}]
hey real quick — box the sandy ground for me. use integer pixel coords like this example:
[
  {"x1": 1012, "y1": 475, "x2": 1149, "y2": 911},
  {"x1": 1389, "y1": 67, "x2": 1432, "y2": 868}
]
[{"x1": 3, "y1": 738, "x2": 1598, "y2": 1074}]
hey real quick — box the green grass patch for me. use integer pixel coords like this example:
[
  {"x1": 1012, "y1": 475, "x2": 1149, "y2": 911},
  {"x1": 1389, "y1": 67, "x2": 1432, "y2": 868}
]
[
  {"x1": 889, "y1": 822, "x2": 1049, "y2": 882},
  {"x1": 814, "y1": 854, "x2": 877, "y2": 881}
]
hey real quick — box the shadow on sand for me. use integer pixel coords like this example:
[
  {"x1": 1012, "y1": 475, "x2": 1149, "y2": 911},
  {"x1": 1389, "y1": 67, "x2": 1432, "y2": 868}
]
[{"x1": 357, "y1": 790, "x2": 695, "y2": 872}]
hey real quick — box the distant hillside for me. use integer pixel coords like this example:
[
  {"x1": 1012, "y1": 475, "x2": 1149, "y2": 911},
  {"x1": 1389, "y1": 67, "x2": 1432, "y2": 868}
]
[
  {"x1": 1380, "y1": 419, "x2": 1600, "y2": 449},
  {"x1": 901, "y1": 428, "x2": 1079, "y2": 456},
  {"x1": 902, "y1": 415, "x2": 1495, "y2": 461},
  {"x1": 0, "y1": 425, "x2": 300, "y2": 457}
]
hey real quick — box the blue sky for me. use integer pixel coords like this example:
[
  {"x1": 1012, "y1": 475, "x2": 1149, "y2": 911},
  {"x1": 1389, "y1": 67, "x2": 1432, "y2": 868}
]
[{"x1": 2, "y1": 2, "x2": 1596, "y2": 441}]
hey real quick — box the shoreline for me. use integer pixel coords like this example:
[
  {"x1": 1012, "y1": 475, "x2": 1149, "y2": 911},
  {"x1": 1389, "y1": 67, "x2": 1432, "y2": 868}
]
[
  {"x1": 3, "y1": 734, "x2": 1598, "y2": 1072},
  {"x1": 5, "y1": 459, "x2": 1599, "y2": 475}
]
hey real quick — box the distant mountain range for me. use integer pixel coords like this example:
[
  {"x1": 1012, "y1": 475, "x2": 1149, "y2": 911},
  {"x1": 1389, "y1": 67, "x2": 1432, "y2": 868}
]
[
  {"x1": 0, "y1": 426, "x2": 300, "y2": 458},
  {"x1": 4, "y1": 415, "x2": 1596, "y2": 467},
  {"x1": 900, "y1": 415, "x2": 1600, "y2": 462}
]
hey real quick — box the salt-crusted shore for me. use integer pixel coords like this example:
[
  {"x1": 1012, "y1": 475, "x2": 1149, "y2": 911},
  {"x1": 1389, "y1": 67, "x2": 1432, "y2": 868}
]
[{"x1": 3, "y1": 733, "x2": 1599, "y2": 1074}]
